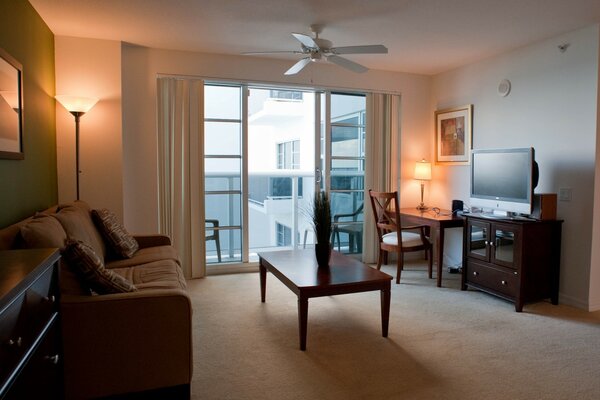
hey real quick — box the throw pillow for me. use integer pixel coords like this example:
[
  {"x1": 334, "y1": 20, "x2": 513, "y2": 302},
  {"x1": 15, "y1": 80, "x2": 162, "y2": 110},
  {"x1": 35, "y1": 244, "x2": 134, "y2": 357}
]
[
  {"x1": 63, "y1": 239, "x2": 137, "y2": 294},
  {"x1": 54, "y1": 204, "x2": 107, "y2": 259},
  {"x1": 91, "y1": 209, "x2": 139, "y2": 259},
  {"x1": 19, "y1": 213, "x2": 67, "y2": 250}
]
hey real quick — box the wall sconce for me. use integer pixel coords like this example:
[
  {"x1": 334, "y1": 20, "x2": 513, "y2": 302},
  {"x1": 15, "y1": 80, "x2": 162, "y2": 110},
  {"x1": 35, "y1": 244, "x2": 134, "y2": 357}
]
[
  {"x1": 414, "y1": 159, "x2": 431, "y2": 210},
  {"x1": 55, "y1": 95, "x2": 99, "y2": 200}
]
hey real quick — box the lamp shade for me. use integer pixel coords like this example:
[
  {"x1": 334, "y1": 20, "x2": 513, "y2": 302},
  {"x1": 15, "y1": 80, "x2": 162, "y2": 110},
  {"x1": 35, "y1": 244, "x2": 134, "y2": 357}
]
[
  {"x1": 55, "y1": 95, "x2": 98, "y2": 113},
  {"x1": 414, "y1": 159, "x2": 432, "y2": 181}
]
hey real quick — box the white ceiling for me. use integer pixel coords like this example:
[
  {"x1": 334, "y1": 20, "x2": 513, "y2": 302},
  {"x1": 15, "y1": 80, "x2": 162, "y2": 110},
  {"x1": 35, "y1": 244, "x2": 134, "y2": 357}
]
[{"x1": 29, "y1": 0, "x2": 600, "y2": 75}]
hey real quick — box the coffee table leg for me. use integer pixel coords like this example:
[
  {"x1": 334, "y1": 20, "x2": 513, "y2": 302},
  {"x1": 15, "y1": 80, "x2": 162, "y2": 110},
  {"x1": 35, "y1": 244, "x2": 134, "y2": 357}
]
[
  {"x1": 381, "y1": 284, "x2": 391, "y2": 337},
  {"x1": 259, "y1": 261, "x2": 266, "y2": 303},
  {"x1": 298, "y1": 296, "x2": 308, "y2": 351}
]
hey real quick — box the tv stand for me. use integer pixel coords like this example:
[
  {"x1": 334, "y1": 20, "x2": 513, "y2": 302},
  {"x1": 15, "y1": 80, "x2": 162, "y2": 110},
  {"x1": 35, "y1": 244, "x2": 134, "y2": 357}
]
[{"x1": 462, "y1": 215, "x2": 562, "y2": 312}]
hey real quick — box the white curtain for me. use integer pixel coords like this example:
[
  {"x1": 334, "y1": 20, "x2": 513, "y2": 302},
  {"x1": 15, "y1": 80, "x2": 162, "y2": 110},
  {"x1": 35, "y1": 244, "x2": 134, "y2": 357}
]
[
  {"x1": 363, "y1": 93, "x2": 401, "y2": 263},
  {"x1": 157, "y1": 77, "x2": 205, "y2": 279}
]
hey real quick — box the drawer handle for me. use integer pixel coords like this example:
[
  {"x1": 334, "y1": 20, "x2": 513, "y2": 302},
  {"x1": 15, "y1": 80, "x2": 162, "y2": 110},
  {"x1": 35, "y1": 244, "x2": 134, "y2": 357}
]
[
  {"x1": 501, "y1": 280, "x2": 507, "y2": 286},
  {"x1": 8, "y1": 337, "x2": 22, "y2": 347},
  {"x1": 43, "y1": 295, "x2": 56, "y2": 303},
  {"x1": 45, "y1": 354, "x2": 60, "y2": 365},
  {"x1": 472, "y1": 271, "x2": 479, "y2": 277}
]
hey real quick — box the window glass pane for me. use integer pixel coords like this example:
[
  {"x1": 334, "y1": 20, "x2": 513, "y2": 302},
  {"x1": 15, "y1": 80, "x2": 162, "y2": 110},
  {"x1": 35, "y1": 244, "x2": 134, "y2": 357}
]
[
  {"x1": 331, "y1": 159, "x2": 365, "y2": 174},
  {"x1": 205, "y1": 122, "x2": 240, "y2": 155},
  {"x1": 205, "y1": 85, "x2": 240, "y2": 120},
  {"x1": 205, "y1": 158, "x2": 241, "y2": 176},
  {"x1": 331, "y1": 93, "x2": 365, "y2": 121},
  {"x1": 205, "y1": 193, "x2": 241, "y2": 226},
  {"x1": 330, "y1": 174, "x2": 364, "y2": 191},
  {"x1": 331, "y1": 126, "x2": 362, "y2": 157},
  {"x1": 206, "y1": 227, "x2": 242, "y2": 264},
  {"x1": 205, "y1": 176, "x2": 241, "y2": 191}
]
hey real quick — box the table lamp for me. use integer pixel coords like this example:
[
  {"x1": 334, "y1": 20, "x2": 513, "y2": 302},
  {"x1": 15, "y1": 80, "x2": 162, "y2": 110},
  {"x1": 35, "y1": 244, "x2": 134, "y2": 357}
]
[
  {"x1": 414, "y1": 159, "x2": 431, "y2": 210},
  {"x1": 55, "y1": 95, "x2": 99, "y2": 200}
]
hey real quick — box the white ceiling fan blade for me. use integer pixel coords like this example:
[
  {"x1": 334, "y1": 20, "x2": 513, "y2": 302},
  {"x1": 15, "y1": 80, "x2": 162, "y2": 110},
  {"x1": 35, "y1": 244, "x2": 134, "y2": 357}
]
[
  {"x1": 292, "y1": 33, "x2": 319, "y2": 49},
  {"x1": 326, "y1": 55, "x2": 368, "y2": 73},
  {"x1": 330, "y1": 45, "x2": 388, "y2": 55},
  {"x1": 284, "y1": 58, "x2": 312, "y2": 75},
  {"x1": 242, "y1": 50, "x2": 304, "y2": 55}
]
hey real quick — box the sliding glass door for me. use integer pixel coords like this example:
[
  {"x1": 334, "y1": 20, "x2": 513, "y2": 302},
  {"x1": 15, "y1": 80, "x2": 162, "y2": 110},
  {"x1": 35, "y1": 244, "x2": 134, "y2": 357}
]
[{"x1": 204, "y1": 84, "x2": 365, "y2": 270}]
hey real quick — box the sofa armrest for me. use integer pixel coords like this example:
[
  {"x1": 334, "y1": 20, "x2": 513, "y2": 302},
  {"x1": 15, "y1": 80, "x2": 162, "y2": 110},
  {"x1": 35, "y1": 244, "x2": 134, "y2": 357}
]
[
  {"x1": 134, "y1": 233, "x2": 172, "y2": 248},
  {"x1": 60, "y1": 289, "x2": 192, "y2": 399}
]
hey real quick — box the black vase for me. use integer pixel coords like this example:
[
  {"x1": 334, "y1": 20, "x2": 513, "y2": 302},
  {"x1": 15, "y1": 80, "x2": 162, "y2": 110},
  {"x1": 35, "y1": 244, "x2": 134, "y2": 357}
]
[{"x1": 315, "y1": 243, "x2": 331, "y2": 268}]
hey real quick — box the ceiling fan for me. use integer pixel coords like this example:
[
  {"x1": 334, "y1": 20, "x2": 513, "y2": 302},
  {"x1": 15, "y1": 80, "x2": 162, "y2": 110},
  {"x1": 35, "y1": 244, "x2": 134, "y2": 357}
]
[{"x1": 243, "y1": 25, "x2": 388, "y2": 75}]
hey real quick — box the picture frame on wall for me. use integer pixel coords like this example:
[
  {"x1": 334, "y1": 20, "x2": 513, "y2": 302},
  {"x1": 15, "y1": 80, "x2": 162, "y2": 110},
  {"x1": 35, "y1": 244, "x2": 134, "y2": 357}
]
[
  {"x1": 435, "y1": 104, "x2": 472, "y2": 165},
  {"x1": 0, "y1": 47, "x2": 24, "y2": 160}
]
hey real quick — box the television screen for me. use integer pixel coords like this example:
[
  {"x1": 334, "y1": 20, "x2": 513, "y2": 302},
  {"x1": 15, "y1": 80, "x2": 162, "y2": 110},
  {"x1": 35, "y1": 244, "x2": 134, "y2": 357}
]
[{"x1": 470, "y1": 148, "x2": 536, "y2": 215}]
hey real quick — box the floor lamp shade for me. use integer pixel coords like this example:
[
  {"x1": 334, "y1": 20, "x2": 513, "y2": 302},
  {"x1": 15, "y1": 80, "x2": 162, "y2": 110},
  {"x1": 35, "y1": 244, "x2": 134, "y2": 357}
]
[
  {"x1": 55, "y1": 95, "x2": 98, "y2": 113},
  {"x1": 56, "y1": 95, "x2": 99, "y2": 200}
]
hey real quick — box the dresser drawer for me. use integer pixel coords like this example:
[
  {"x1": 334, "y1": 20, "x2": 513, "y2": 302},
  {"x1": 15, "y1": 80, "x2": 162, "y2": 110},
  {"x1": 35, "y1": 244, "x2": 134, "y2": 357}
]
[
  {"x1": 3, "y1": 316, "x2": 62, "y2": 400},
  {"x1": 0, "y1": 263, "x2": 58, "y2": 390},
  {"x1": 466, "y1": 261, "x2": 519, "y2": 298}
]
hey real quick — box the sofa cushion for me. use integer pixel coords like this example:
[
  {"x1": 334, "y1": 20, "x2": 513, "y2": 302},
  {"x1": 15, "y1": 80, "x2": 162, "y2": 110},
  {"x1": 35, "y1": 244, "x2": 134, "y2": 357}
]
[
  {"x1": 63, "y1": 239, "x2": 137, "y2": 294},
  {"x1": 91, "y1": 208, "x2": 139, "y2": 258},
  {"x1": 19, "y1": 213, "x2": 67, "y2": 250},
  {"x1": 111, "y1": 259, "x2": 187, "y2": 291},
  {"x1": 54, "y1": 204, "x2": 107, "y2": 260},
  {"x1": 105, "y1": 245, "x2": 180, "y2": 269}
]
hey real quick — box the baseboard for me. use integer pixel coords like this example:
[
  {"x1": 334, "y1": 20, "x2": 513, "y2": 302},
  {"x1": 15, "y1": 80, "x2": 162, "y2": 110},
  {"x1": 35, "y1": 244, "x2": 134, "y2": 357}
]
[
  {"x1": 587, "y1": 300, "x2": 600, "y2": 312},
  {"x1": 558, "y1": 292, "x2": 589, "y2": 310}
]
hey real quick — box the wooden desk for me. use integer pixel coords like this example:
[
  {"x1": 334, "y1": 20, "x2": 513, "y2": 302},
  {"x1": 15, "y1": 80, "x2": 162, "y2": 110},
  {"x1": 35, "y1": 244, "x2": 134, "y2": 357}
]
[
  {"x1": 258, "y1": 249, "x2": 392, "y2": 351},
  {"x1": 400, "y1": 208, "x2": 464, "y2": 287}
]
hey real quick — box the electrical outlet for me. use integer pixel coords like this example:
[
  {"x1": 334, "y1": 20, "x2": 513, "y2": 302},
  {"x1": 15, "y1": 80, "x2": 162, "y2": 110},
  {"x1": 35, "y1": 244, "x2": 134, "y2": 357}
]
[{"x1": 558, "y1": 187, "x2": 572, "y2": 202}]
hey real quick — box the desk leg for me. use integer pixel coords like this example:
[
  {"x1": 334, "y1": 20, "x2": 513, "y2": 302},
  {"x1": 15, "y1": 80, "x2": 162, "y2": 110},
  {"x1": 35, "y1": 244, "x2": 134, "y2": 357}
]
[
  {"x1": 259, "y1": 261, "x2": 266, "y2": 303},
  {"x1": 380, "y1": 284, "x2": 390, "y2": 337},
  {"x1": 436, "y1": 226, "x2": 445, "y2": 288},
  {"x1": 298, "y1": 296, "x2": 308, "y2": 351}
]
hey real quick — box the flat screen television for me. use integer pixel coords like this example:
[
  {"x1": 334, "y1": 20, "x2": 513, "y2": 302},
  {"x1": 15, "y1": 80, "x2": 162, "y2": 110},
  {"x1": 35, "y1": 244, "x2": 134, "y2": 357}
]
[{"x1": 469, "y1": 147, "x2": 538, "y2": 215}]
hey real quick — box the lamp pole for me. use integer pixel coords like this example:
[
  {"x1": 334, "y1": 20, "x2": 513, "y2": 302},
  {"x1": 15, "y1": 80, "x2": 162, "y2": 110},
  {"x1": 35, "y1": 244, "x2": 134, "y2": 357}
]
[
  {"x1": 55, "y1": 95, "x2": 98, "y2": 201},
  {"x1": 71, "y1": 111, "x2": 84, "y2": 200}
]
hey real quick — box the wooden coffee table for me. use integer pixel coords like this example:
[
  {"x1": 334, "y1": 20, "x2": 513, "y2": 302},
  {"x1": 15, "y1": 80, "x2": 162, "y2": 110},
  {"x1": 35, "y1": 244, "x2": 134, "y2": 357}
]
[{"x1": 258, "y1": 249, "x2": 392, "y2": 351}]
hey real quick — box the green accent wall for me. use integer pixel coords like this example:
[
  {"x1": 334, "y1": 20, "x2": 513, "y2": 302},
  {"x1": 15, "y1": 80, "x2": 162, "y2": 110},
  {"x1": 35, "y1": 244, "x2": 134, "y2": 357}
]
[{"x1": 0, "y1": 0, "x2": 56, "y2": 227}]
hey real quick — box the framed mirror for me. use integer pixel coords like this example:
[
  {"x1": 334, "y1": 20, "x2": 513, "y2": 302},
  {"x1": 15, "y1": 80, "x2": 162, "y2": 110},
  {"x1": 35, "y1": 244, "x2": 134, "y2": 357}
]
[{"x1": 0, "y1": 47, "x2": 23, "y2": 160}]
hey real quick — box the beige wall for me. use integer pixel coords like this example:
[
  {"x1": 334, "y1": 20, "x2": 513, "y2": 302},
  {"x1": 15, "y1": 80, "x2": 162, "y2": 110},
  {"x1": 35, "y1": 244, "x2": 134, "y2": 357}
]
[
  {"x1": 431, "y1": 24, "x2": 600, "y2": 310},
  {"x1": 55, "y1": 36, "x2": 123, "y2": 220},
  {"x1": 121, "y1": 46, "x2": 432, "y2": 232},
  {"x1": 589, "y1": 27, "x2": 600, "y2": 311}
]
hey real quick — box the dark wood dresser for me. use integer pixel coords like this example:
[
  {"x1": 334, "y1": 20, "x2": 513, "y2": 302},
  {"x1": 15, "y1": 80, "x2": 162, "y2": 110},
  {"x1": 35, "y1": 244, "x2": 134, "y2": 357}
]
[
  {"x1": 0, "y1": 248, "x2": 62, "y2": 399},
  {"x1": 462, "y1": 215, "x2": 563, "y2": 312}
]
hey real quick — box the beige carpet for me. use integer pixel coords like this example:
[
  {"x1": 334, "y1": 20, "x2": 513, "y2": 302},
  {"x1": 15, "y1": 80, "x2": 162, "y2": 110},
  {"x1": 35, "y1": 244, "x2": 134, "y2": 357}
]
[{"x1": 187, "y1": 261, "x2": 600, "y2": 400}]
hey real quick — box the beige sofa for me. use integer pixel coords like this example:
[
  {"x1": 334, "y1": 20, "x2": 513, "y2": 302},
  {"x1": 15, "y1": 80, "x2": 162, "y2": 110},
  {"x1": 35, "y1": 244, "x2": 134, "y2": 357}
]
[{"x1": 0, "y1": 201, "x2": 192, "y2": 399}]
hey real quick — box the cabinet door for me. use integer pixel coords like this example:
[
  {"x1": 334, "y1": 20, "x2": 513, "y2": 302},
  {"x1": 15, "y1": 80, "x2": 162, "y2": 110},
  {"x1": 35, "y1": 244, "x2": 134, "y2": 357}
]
[
  {"x1": 491, "y1": 222, "x2": 520, "y2": 269},
  {"x1": 466, "y1": 220, "x2": 490, "y2": 261}
]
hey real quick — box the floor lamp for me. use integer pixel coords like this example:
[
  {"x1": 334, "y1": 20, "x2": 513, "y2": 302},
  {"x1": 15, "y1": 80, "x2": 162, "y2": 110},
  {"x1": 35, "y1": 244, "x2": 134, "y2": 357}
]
[
  {"x1": 55, "y1": 95, "x2": 98, "y2": 200},
  {"x1": 414, "y1": 159, "x2": 432, "y2": 210}
]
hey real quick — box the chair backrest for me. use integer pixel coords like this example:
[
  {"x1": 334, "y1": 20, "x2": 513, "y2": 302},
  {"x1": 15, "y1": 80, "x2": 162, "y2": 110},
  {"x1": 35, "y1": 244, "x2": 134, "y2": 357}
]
[{"x1": 368, "y1": 190, "x2": 402, "y2": 242}]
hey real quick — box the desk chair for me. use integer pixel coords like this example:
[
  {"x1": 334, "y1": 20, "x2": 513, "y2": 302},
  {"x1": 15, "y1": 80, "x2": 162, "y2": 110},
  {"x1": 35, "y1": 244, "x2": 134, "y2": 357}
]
[
  {"x1": 206, "y1": 219, "x2": 221, "y2": 262},
  {"x1": 368, "y1": 190, "x2": 432, "y2": 284},
  {"x1": 332, "y1": 203, "x2": 364, "y2": 253}
]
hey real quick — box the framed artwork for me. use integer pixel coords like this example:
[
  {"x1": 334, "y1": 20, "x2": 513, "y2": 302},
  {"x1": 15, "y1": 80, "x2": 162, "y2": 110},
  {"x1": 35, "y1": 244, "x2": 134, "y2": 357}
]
[
  {"x1": 0, "y1": 47, "x2": 24, "y2": 160},
  {"x1": 435, "y1": 104, "x2": 472, "y2": 164}
]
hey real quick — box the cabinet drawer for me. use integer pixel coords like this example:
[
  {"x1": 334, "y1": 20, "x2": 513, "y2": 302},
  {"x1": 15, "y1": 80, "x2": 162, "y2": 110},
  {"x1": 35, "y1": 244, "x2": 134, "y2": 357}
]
[
  {"x1": 0, "y1": 264, "x2": 58, "y2": 388},
  {"x1": 4, "y1": 316, "x2": 62, "y2": 400},
  {"x1": 466, "y1": 261, "x2": 519, "y2": 298}
]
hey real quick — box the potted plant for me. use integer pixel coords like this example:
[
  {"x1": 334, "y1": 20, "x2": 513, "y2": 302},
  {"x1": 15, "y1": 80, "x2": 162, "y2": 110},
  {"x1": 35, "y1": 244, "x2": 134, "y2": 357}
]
[{"x1": 312, "y1": 191, "x2": 332, "y2": 268}]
